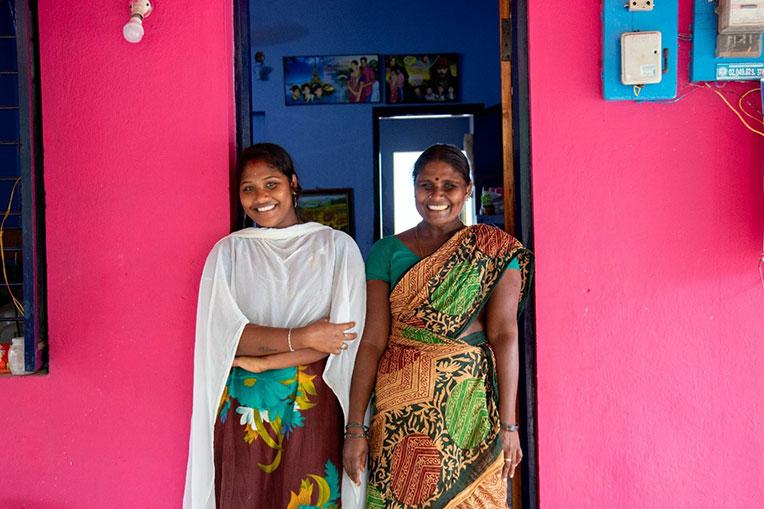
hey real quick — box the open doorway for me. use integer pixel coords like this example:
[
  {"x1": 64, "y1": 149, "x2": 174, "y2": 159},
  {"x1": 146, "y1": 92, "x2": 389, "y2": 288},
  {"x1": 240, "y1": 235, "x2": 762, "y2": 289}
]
[{"x1": 233, "y1": 1, "x2": 536, "y2": 507}]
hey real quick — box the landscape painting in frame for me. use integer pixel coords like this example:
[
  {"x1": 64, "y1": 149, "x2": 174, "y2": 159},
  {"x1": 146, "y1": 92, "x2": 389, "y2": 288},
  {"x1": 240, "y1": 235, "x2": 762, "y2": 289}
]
[
  {"x1": 284, "y1": 55, "x2": 381, "y2": 105},
  {"x1": 297, "y1": 189, "x2": 354, "y2": 237},
  {"x1": 385, "y1": 53, "x2": 459, "y2": 104}
]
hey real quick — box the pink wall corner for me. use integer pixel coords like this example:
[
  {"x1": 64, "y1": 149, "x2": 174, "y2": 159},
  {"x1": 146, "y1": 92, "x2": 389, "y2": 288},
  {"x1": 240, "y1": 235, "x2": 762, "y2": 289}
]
[
  {"x1": 528, "y1": 1, "x2": 764, "y2": 507},
  {"x1": 0, "y1": 2, "x2": 235, "y2": 507}
]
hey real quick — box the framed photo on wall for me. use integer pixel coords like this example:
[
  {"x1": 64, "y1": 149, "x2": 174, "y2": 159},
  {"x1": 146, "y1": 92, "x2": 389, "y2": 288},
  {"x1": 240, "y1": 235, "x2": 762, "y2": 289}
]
[
  {"x1": 297, "y1": 188, "x2": 355, "y2": 237},
  {"x1": 384, "y1": 54, "x2": 460, "y2": 104},
  {"x1": 284, "y1": 55, "x2": 381, "y2": 105}
]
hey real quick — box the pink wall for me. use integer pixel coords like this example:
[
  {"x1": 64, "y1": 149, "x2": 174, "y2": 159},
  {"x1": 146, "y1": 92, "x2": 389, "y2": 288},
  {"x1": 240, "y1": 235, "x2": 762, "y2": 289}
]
[
  {"x1": 529, "y1": 2, "x2": 764, "y2": 507},
  {"x1": 0, "y1": 1, "x2": 234, "y2": 506}
]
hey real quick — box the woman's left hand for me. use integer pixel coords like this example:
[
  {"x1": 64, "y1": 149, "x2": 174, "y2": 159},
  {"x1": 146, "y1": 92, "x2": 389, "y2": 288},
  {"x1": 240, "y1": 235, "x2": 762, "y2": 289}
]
[
  {"x1": 232, "y1": 356, "x2": 267, "y2": 373},
  {"x1": 501, "y1": 429, "x2": 523, "y2": 479}
]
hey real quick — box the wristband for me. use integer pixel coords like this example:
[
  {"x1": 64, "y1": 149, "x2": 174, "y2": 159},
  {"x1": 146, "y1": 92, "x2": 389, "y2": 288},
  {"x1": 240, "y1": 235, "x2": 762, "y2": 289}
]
[{"x1": 500, "y1": 422, "x2": 519, "y2": 432}]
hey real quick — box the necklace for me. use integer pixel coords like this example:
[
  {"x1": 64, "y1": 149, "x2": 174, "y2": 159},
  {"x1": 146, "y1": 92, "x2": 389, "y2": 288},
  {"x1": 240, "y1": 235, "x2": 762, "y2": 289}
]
[
  {"x1": 415, "y1": 222, "x2": 466, "y2": 258},
  {"x1": 414, "y1": 223, "x2": 424, "y2": 258}
]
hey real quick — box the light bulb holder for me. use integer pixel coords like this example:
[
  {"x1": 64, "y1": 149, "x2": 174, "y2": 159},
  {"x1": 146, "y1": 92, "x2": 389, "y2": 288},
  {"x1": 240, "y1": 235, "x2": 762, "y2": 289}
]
[{"x1": 129, "y1": 0, "x2": 153, "y2": 20}]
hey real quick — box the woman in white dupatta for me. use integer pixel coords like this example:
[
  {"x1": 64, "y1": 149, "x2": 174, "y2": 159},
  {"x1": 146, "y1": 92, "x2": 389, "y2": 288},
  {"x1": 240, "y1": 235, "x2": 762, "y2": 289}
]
[{"x1": 184, "y1": 144, "x2": 367, "y2": 509}]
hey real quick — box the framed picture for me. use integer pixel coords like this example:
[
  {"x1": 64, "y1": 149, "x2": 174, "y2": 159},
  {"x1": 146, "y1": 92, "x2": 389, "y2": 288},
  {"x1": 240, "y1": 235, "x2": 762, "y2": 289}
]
[
  {"x1": 284, "y1": 55, "x2": 381, "y2": 105},
  {"x1": 384, "y1": 54, "x2": 460, "y2": 104},
  {"x1": 298, "y1": 188, "x2": 354, "y2": 237}
]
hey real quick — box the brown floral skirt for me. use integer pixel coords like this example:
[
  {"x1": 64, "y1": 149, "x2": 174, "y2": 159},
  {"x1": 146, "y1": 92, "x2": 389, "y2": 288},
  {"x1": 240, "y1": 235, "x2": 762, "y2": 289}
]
[{"x1": 214, "y1": 358, "x2": 343, "y2": 508}]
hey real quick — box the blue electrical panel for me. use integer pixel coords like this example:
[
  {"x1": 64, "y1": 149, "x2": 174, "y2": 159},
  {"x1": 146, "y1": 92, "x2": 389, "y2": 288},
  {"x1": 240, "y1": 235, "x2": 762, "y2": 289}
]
[
  {"x1": 602, "y1": 1, "x2": 678, "y2": 101},
  {"x1": 691, "y1": 0, "x2": 764, "y2": 81}
]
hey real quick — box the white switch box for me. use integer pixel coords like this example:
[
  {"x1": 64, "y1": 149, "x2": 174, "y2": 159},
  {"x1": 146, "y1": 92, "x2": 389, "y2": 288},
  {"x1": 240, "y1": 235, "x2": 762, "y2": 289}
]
[
  {"x1": 621, "y1": 31, "x2": 662, "y2": 85},
  {"x1": 628, "y1": 0, "x2": 654, "y2": 12},
  {"x1": 718, "y1": 0, "x2": 764, "y2": 34}
]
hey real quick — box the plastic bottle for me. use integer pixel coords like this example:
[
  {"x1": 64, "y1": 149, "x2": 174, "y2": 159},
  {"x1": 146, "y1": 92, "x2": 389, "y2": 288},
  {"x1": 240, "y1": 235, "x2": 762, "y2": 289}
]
[{"x1": 8, "y1": 337, "x2": 30, "y2": 375}]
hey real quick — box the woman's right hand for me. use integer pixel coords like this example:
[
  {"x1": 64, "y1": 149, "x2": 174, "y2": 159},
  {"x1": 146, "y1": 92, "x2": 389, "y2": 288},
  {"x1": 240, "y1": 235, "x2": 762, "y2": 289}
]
[
  {"x1": 298, "y1": 318, "x2": 357, "y2": 354},
  {"x1": 342, "y1": 436, "x2": 368, "y2": 485}
]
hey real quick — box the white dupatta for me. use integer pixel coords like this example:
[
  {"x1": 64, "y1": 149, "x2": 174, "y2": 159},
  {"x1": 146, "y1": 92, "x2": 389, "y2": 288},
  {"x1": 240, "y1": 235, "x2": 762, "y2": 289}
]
[{"x1": 183, "y1": 222, "x2": 367, "y2": 508}]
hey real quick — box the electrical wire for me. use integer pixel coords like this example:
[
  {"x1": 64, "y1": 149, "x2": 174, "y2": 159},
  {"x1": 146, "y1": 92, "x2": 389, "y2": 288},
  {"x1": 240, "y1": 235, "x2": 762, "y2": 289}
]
[
  {"x1": 737, "y1": 88, "x2": 764, "y2": 126},
  {"x1": 653, "y1": 84, "x2": 702, "y2": 104},
  {"x1": 0, "y1": 178, "x2": 24, "y2": 316},
  {"x1": 703, "y1": 83, "x2": 764, "y2": 137}
]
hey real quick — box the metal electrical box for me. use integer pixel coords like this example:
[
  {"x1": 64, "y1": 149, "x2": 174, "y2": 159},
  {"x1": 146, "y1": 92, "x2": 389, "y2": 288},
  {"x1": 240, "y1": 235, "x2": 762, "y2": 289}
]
[
  {"x1": 602, "y1": 0, "x2": 678, "y2": 100},
  {"x1": 691, "y1": 0, "x2": 764, "y2": 81},
  {"x1": 621, "y1": 31, "x2": 663, "y2": 85}
]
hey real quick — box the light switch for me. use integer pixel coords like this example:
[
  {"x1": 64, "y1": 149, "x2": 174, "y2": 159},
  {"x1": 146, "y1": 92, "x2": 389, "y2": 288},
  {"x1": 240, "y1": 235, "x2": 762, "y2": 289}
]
[{"x1": 628, "y1": 0, "x2": 654, "y2": 12}]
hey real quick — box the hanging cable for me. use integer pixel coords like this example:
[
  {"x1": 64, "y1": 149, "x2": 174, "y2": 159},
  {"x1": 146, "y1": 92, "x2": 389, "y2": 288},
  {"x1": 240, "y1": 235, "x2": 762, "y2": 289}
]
[
  {"x1": 0, "y1": 178, "x2": 24, "y2": 316},
  {"x1": 703, "y1": 83, "x2": 764, "y2": 137}
]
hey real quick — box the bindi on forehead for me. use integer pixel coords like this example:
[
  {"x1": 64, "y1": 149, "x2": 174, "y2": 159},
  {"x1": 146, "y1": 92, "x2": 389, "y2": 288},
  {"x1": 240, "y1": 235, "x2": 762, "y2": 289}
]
[{"x1": 435, "y1": 177, "x2": 440, "y2": 181}]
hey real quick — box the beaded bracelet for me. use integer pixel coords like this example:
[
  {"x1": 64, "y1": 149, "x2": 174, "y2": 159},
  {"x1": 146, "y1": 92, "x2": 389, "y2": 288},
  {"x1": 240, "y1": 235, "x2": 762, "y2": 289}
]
[
  {"x1": 344, "y1": 431, "x2": 368, "y2": 439},
  {"x1": 500, "y1": 422, "x2": 520, "y2": 432}
]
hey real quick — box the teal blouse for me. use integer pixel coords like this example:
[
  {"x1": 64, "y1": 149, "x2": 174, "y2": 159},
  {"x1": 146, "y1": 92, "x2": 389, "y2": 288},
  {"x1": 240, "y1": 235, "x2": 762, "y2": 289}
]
[{"x1": 366, "y1": 235, "x2": 520, "y2": 287}]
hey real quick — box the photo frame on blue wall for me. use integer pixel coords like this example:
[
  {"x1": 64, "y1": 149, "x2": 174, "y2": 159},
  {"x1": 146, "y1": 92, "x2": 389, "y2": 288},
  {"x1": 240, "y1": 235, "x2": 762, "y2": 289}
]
[
  {"x1": 283, "y1": 55, "x2": 380, "y2": 105},
  {"x1": 297, "y1": 188, "x2": 355, "y2": 238},
  {"x1": 384, "y1": 54, "x2": 460, "y2": 104}
]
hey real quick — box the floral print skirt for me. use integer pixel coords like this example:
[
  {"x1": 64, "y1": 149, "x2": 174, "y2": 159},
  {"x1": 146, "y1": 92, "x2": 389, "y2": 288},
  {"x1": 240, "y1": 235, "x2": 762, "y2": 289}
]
[{"x1": 214, "y1": 358, "x2": 343, "y2": 509}]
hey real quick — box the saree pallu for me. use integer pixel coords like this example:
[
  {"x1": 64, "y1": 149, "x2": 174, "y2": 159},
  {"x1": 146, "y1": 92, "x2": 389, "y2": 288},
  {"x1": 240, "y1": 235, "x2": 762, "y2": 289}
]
[{"x1": 368, "y1": 225, "x2": 532, "y2": 509}]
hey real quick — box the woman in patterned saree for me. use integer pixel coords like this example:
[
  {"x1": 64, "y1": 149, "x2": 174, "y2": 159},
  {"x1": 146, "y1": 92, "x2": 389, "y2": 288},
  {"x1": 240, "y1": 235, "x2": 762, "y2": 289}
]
[
  {"x1": 184, "y1": 143, "x2": 367, "y2": 509},
  {"x1": 343, "y1": 144, "x2": 533, "y2": 508}
]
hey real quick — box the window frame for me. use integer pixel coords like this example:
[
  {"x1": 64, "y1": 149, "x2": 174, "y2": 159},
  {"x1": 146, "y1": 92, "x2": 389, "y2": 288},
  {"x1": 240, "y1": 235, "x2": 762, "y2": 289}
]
[{"x1": 13, "y1": 0, "x2": 46, "y2": 373}]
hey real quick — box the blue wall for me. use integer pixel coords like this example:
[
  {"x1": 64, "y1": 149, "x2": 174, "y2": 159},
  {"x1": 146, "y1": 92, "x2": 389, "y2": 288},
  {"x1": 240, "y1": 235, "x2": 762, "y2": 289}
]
[{"x1": 249, "y1": 0, "x2": 501, "y2": 254}]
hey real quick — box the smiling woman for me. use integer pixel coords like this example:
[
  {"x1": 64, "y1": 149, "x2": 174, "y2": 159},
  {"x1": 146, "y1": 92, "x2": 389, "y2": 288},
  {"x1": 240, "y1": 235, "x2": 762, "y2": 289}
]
[
  {"x1": 184, "y1": 143, "x2": 368, "y2": 508},
  {"x1": 237, "y1": 144, "x2": 302, "y2": 229},
  {"x1": 343, "y1": 144, "x2": 533, "y2": 508}
]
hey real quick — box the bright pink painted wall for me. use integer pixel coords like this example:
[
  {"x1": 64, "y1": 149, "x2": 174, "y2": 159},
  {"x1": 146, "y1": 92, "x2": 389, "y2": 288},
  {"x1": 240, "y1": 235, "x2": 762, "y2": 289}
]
[
  {"x1": 529, "y1": 2, "x2": 764, "y2": 507},
  {"x1": 0, "y1": 2, "x2": 234, "y2": 507},
  {"x1": 2, "y1": 1, "x2": 762, "y2": 507}
]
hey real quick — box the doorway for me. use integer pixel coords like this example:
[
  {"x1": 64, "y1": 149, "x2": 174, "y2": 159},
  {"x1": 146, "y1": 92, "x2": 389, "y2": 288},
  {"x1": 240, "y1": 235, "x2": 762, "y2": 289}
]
[{"x1": 233, "y1": 1, "x2": 537, "y2": 507}]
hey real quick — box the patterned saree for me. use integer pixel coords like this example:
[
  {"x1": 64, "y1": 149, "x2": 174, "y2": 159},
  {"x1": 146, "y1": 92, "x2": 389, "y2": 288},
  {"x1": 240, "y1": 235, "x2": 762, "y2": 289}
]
[{"x1": 367, "y1": 225, "x2": 532, "y2": 508}]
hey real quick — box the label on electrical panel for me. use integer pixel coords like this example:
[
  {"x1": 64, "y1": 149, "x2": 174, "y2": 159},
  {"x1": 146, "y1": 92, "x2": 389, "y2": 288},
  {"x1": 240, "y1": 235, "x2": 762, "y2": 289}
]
[
  {"x1": 640, "y1": 64, "x2": 658, "y2": 77},
  {"x1": 715, "y1": 62, "x2": 764, "y2": 80}
]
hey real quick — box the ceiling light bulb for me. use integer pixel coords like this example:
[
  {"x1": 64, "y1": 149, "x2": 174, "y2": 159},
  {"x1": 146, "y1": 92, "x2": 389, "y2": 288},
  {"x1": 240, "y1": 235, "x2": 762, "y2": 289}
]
[{"x1": 123, "y1": 17, "x2": 144, "y2": 43}]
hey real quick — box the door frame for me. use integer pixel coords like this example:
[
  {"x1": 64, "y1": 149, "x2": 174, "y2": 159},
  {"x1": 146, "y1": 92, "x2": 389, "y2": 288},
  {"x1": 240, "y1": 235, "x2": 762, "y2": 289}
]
[
  {"x1": 231, "y1": 1, "x2": 538, "y2": 507},
  {"x1": 506, "y1": 0, "x2": 539, "y2": 507}
]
